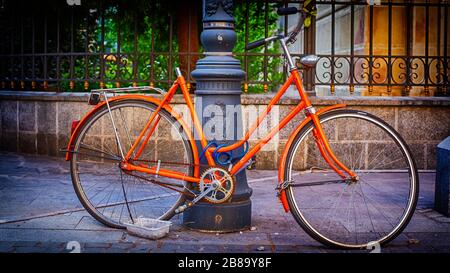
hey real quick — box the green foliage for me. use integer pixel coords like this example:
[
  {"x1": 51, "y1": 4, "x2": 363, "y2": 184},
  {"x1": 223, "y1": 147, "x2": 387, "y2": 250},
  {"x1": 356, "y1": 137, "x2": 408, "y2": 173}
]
[
  {"x1": 234, "y1": 2, "x2": 283, "y2": 93},
  {"x1": 61, "y1": 1, "x2": 179, "y2": 92},
  {"x1": 61, "y1": 1, "x2": 283, "y2": 94}
]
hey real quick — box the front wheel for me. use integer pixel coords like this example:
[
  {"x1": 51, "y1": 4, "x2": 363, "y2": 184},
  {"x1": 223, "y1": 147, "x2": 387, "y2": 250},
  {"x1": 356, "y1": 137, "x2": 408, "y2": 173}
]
[{"x1": 284, "y1": 109, "x2": 418, "y2": 249}]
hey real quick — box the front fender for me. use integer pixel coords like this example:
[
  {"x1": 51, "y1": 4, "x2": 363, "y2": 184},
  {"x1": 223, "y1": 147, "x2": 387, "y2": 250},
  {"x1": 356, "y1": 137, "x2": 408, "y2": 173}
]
[
  {"x1": 65, "y1": 95, "x2": 200, "y2": 176},
  {"x1": 277, "y1": 104, "x2": 347, "y2": 212}
]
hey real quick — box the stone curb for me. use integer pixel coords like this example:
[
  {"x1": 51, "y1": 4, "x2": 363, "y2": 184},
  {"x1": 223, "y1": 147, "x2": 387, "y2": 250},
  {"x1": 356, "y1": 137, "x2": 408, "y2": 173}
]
[{"x1": 1, "y1": 90, "x2": 450, "y2": 106}]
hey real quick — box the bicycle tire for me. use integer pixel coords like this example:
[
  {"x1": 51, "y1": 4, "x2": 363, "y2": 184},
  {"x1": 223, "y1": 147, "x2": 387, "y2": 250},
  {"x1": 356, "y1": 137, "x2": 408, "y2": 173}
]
[{"x1": 283, "y1": 109, "x2": 419, "y2": 249}]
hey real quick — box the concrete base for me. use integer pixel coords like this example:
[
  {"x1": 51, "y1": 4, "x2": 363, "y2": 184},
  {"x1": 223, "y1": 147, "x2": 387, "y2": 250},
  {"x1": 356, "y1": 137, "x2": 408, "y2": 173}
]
[{"x1": 183, "y1": 200, "x2": 252, "y2": 233}]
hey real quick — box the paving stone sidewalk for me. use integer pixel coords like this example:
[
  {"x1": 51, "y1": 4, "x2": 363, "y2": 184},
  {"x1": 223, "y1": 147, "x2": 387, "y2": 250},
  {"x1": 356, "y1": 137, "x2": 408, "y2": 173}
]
[{"x1": 0, "y1": 152, "x2": 449, "y2": 253}]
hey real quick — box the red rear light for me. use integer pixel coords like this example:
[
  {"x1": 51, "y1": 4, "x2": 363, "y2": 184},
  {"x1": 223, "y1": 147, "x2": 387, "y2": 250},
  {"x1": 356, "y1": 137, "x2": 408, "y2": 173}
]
[{"x1": 71, "y1": 120, "x2": 80, "y2": 135}]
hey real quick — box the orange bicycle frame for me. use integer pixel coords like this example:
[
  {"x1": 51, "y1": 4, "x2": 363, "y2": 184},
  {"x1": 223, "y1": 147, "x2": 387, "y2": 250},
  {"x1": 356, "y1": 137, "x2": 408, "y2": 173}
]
[{"x1": 120, "y1": 68, "x2": 356, "y2": 185}]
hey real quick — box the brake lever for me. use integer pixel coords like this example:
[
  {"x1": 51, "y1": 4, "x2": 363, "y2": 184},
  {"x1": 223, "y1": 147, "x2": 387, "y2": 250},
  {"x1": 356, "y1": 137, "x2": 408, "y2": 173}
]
[{"x1": 287, "y1": 36, "x2": 297, "y2": 46}]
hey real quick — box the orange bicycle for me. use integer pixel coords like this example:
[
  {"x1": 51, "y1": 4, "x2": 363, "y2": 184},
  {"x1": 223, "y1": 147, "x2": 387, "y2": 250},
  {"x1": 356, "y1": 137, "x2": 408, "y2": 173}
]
[{"x1": 65, "y1": 6, "x2": 418, "y2": 249}]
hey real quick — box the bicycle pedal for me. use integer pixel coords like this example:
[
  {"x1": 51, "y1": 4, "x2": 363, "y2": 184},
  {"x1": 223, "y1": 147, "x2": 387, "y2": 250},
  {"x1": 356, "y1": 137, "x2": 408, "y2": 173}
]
[{"x1": 175, "y1": 202, "x2": 193, "y2": 214}]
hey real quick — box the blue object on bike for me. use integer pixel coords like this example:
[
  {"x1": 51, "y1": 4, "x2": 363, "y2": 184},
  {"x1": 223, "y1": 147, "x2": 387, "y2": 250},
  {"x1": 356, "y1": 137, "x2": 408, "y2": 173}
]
[
  {"x1": 200, "y1": 141, "x2": 249, "y2": 166},
  {"x1": 213, "y1": 144, "x2": 232, "y2": 166},
  {"x1": 199, "y1": 141, "x2": 218, "y2": 161}
]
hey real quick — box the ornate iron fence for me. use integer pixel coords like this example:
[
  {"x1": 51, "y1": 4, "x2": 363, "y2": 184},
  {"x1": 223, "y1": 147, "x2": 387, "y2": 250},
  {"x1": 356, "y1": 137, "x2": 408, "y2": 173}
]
[
  {"x1": 310, "y1": 0, "x2": 449, "y2": 96},
  {"x1": 0, "y1": 0, "x2": 448, "y2": 96}
]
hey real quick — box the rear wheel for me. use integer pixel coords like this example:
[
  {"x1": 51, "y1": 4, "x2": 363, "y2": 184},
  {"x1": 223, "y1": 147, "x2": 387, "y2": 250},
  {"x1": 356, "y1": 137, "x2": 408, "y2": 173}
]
[
  {"x1": 284, "y1": 109, "x2": 418, "y2": 249},
  {"x1": 70, "y1": 99, "x2": 194, "y2": 228}
]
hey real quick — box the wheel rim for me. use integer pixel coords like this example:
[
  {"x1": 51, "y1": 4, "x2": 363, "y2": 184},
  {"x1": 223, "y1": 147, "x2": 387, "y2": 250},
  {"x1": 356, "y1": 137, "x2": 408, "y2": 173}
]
[
  {"x1": 71, "y1": 101, "x2": 193, "y2": 228},
  {"x1": 286, "y1": 111, "x2": 417, "y2": 249}
]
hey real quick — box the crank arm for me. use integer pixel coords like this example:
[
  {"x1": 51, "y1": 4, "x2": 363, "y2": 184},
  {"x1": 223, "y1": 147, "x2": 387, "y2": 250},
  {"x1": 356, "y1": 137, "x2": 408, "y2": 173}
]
[
  {"x1": 175, "y1": 184, "x2": 216, "y2": 214},
  {"x1": 192, "y1": 184, "x2": 216, "y2": 204}
]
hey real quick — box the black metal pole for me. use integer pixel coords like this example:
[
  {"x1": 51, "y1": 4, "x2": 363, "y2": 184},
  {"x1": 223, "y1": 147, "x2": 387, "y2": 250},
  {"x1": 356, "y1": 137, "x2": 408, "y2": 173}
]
[{"x1": 184, "y1": 0, "x2": 252, "y2": 232}]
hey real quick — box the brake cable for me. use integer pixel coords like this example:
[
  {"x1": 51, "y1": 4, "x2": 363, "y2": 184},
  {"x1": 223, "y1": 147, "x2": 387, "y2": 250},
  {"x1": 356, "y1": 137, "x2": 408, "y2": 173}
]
[{"x1": 285, "y1": 1, "x2": 317, "y2": 46}]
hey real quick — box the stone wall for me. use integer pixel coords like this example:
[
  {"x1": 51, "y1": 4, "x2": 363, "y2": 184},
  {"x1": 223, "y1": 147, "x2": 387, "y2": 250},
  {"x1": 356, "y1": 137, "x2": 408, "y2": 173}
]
[{"x1": 1, "y1": 91, "x2": 449, "y2": 170}]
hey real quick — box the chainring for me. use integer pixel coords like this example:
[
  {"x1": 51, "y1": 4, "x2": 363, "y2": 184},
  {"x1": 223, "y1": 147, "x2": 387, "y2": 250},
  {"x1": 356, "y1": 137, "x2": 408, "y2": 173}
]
[{"x1": 199, "y1": 167, "x2": 235, "y2": 204}]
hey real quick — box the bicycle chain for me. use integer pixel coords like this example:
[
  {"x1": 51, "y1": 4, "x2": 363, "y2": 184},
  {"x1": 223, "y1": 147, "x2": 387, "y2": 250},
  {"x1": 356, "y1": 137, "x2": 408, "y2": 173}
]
[
  {"x1": 133, "y1": 158, "x2": 219, "y2": 170},
  {"x1": 124, "y1": 170, "x2": 198, "y2": 198}
]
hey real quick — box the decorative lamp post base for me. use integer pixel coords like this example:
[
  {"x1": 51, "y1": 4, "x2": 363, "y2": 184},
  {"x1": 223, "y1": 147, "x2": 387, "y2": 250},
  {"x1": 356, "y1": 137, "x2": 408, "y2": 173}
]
[
  {"x1": 183, "y1": 200, "x2": 251, "y2": 232},
  {"x1": 183, "y1": 0, "x2": 252, "y2": 232}
]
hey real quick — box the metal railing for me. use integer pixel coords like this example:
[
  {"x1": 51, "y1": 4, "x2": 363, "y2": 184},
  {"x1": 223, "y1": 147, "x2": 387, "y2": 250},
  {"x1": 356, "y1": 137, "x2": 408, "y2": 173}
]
[{"x1": 0, "y1": 0, "x2": 448, "y2": 96}]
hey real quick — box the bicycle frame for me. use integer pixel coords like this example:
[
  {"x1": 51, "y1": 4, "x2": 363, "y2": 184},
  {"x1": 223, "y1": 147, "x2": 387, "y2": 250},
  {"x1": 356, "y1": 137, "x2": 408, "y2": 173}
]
[
  {"x1": 119, "y1": 68, "x2": 356, "y2": 185},
  {"x1": 64, "y1": 65, "x2": 357, "y2": 212}
]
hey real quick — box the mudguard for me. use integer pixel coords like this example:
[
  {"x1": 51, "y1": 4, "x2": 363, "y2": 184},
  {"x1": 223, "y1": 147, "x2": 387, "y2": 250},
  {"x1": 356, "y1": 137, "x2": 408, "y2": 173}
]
[{"x1": 277, "y1": 104, "x2": 347, "y2": 212}]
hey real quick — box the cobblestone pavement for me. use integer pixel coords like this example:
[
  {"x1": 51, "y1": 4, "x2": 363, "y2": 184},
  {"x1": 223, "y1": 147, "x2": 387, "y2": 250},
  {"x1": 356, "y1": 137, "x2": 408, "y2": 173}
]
[{"x1": 0, "y1": 152, "x2": 449, "y2": 253}]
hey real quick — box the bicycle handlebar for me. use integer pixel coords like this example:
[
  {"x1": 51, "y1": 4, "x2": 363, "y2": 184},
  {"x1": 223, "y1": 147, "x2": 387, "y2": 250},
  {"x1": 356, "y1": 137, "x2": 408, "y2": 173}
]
[
  {"x1": 277, "y1": 7, "x2": 298, "y2": 15},
  {"x1": 245, "y1": 38, "x2": 267, "y2": 51},
  {"x1": 245, "y1": 35, "x2": 283, "y2": 51},
  {"x1": 246, "y1": 6, "x2": 304, "y2": 50}
]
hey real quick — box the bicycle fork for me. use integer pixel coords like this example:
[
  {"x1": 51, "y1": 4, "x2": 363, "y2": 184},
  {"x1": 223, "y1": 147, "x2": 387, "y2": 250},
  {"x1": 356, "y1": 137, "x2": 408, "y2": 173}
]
[{"x1": 309, "y1": 113, "x2": 358, "y2": 182}]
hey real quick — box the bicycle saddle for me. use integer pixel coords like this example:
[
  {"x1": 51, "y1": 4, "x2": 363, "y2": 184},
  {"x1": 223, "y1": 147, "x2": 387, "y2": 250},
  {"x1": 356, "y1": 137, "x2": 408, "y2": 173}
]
[{"x1": 298, "y1": 55, "x2": 319, "y2": 69}]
